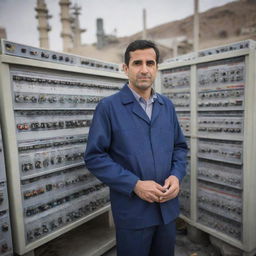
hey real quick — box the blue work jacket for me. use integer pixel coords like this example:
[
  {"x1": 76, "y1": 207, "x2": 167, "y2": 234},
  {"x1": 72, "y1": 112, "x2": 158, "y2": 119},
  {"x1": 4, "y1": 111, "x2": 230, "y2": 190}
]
[{"x1": 84, "y1": 84, "x2": 188, "y2": 229}]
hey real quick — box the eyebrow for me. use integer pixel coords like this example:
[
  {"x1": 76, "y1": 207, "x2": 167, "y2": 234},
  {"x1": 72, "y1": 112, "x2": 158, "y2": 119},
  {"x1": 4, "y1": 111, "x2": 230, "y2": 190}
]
[{"x1": 132, "y1": 60, "x2": 156, "y2": 64}]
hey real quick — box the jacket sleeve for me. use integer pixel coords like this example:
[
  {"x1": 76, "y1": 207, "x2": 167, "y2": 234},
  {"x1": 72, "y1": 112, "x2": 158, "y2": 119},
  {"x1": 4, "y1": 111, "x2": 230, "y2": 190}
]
[
  {"x1": 170, "y1": 106, "x2": 188, "y2": 182},
  {"x1": 84, "y1": 100, "x2": 139, "y2": 197}
]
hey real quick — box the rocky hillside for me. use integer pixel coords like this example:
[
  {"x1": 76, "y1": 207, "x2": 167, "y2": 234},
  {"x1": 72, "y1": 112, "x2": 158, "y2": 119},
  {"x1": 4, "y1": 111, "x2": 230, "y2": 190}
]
[
  {"x1": 71, "y1": 1, "x2": 256, "y2": 63},
  {"x1": 119, "y1": 0, "x2": 256, "y2": 49}
]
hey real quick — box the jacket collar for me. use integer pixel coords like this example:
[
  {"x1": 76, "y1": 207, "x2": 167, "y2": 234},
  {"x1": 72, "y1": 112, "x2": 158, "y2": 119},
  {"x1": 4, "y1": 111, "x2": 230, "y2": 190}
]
[
  {"x1": 120, "y1": 84, "x2": 136, "y2": 105},
  {"x1": 120, "y1": 83, "x2": 164, "y2": 125}
]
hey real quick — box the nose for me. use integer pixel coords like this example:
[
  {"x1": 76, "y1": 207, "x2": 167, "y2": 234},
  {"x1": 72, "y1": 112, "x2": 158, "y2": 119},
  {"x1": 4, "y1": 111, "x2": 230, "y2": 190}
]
[{"x1": 140, "y1": 63, "x2": 148, "y2": 74}]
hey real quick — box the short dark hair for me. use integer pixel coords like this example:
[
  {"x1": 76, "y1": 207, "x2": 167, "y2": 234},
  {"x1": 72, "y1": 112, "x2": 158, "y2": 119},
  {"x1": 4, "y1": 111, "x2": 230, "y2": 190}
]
[{"x1": 124, "y1": 40, "x2": 160, "y2": 66}]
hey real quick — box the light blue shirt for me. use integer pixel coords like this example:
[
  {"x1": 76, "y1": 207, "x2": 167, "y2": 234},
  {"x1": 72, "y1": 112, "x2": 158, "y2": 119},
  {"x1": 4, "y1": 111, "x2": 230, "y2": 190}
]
[{"x1": 128, "y1": 85, "x2": 157, "y2": 120}]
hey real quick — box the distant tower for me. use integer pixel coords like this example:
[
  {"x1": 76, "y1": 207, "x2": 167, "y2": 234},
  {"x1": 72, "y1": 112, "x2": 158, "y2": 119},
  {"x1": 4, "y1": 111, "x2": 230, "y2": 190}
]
[
  {"x1": 193, "y1": 0, "x2": 199, "y2": 52},
  {"x1": 0, "y1": 27, "x2": 7, "y2": 39},
  {"x1": 35, "y1": 0, "x2": 52, "y2": 49},
  {"x1": 96, "y1": 18, "x2": 105, "y2": 49},
  {"x1": 71, "y1": 4, "x2": 86, "y2": 48},
  {"x1": 142, "y1": 8, "x2": 147, "y2": 40},
  {"x1": 59, "y1": 0, "x2": 73, "y2": 51}
]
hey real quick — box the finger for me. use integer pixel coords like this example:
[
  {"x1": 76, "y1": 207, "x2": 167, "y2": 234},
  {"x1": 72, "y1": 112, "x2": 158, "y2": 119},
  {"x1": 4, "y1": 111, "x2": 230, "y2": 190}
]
[
  {"x1": 159, "y1": 196, "x2": 171, "y2": 203},
  {"x1": 166, "y1": 188, "x2": 178, "y2": 198},
  {"x1": 154, "y1": 189, "x2": 166, "y2": 197},
  {"x1": 150, "y1": 193, "x2": 161, "y2": 203},
  {"x1": 155, "y1": 183, "x2": 166, "y2": 192},
  {"x1": 153, "y1": 185, "x2": 166, "y2": 197},
  {"x1": 161, "y1": 188, "x2": 179, "y2": 202},
  {"x1": 160, "y1": 195, "x2": 174, "y2": 203},
  {"x1": 142, "y1": 194, "x2": 154, "y2": 203},
  {"x1": 163, "y1": 180, "x2": 170, "y2": 190},
  {"x1": 164, "y1": 187, "x2": 175, "y2": 196},
  {"x1": 168, "y1": 189, "x2": 179, "y2": 200},
  {"x1": 164, "y1": 184, "x2": 179, "y2": 195},
  {"x1": 142, "y1": 192, "x2": 160, "y2": 203}
]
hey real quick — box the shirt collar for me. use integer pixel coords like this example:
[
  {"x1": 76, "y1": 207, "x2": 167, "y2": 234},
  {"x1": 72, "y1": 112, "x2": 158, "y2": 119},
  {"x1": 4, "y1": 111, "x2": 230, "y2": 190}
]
[{"x1": 128, "y1": 85, "x2": 157, "y2": 103}]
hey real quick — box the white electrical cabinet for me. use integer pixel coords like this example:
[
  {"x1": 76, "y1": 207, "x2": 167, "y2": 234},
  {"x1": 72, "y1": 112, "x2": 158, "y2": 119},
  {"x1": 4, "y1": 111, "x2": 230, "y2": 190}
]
[
  {"x1": 0, "y1": 124, "x2": 13, "y2": 256},
  {"x1": 0, "y1": 40, "x2": 127, "y2": 256},
  {"x1": 158, "y1": 40, "x2": 256, "y2": 256}
]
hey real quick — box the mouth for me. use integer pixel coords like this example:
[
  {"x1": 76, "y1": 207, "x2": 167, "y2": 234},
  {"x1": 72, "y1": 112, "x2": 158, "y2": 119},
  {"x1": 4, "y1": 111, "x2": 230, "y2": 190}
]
[{"x1": 138, "y1": 77, "x2": 151, "y2": 80}]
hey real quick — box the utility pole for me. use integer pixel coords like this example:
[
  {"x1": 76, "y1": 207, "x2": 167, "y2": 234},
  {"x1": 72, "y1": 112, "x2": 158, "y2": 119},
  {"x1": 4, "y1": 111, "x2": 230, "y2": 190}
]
[
  {"x1": 193, "y1": 0, "x2": 199, "y2": 52},
  {"x1": 142, "y1": 8, "x2": 147, "y2": 40}
]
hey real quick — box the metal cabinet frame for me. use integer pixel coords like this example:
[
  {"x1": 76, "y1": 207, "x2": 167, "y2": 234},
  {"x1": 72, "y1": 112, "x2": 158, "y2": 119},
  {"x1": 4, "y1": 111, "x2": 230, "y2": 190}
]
[{"x1": 157, "y1": 46, "x2": 256, "y2": 256}]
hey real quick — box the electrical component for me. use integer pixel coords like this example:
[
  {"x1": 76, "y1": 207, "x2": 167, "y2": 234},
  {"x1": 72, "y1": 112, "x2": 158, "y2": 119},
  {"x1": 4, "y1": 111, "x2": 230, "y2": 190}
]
[
  {"x1": 198, "y1": 208, "x2": 241, "y2": 240},
  {"x1": 197, "y1": 160, "x2": 242, "y2": 189},
  {"x1": 198, "y1": 114, "x2": 243, "y2": 137},
  {"x1": 177, "y1": 114, "x2": 190, "y2": 135},
  {"x1": 161, "y1": 67, "x2": 190, "y2": 90}
]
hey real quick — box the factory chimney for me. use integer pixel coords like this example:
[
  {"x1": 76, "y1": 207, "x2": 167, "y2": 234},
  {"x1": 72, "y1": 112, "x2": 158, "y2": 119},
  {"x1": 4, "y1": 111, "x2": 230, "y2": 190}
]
[
  {"x1": 59, "y1": 0, "x2": 73, "y2": 51},
  {"x1": 35, "y1": 0, "x2": 52, "y2": 49},
  {"x1": 96, "y1": 18, "x2": 105, "y2": 49},
  {"x1": 71, "y1": 4, "x2": 86, "y2": 48}
]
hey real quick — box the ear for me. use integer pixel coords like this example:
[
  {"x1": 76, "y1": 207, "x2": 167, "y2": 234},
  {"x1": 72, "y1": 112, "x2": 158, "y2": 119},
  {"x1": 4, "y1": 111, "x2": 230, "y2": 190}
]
[{"x1": 123, "y1": 63, "x2": 129, "y2": 76}]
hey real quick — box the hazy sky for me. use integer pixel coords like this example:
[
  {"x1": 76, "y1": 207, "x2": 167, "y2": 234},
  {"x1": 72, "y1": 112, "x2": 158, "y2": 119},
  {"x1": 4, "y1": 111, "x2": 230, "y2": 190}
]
[{"x1": 0, "y1": 0, "x2": 235, "y2": 51}]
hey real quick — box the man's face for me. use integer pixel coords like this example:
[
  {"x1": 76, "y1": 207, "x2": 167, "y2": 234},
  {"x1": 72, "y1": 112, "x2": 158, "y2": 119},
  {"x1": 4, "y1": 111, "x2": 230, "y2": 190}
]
[{"x1": 123, "y1": 48, "x2": 158, "y2": 92}]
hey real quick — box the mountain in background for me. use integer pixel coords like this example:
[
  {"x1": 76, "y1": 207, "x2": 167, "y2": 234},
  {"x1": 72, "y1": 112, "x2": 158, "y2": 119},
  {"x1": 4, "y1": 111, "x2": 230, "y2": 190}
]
[{"x1": 70, "y1": 0, "x2": 256, "y2": 63}]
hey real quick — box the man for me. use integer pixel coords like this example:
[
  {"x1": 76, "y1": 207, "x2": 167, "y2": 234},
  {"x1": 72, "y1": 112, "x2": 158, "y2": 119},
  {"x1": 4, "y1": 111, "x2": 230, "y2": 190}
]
[{"x1": 84, "y1": 40, "x2": 187, "y2": 256}]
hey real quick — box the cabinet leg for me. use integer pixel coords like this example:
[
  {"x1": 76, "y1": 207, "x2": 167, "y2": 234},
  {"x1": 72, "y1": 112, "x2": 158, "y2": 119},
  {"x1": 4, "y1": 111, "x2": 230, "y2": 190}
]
[
  {"x1": 21, "y1": 250, "x2": 35, "y2": 256},
  {"x1": 108, "y1": 209, "x2": 115, "y2": 228}
]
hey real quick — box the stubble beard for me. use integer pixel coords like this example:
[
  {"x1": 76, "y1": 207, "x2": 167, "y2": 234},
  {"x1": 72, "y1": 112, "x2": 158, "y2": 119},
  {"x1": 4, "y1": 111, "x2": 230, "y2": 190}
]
[{"x1": 134, "y1": 76, "x2": 153, "y2": 91}]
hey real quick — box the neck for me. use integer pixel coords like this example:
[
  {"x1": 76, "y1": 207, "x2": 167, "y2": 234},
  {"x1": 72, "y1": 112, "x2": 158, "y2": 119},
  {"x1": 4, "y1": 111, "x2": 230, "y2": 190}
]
[{"x1": 128, "y1": 83, "x2": 152, "y2": 100}]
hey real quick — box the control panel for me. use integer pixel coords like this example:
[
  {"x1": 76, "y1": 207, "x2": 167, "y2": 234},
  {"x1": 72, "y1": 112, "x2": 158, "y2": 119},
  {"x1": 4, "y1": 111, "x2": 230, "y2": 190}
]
[
  {"x1": 0, "y1": 40, "x2": 120, "y2": 73},
  {"x1": 179, "y1": 157, "x2": 190, "y2": 218},
  {"x1": 197, "y1": 57, "x2": 244, "y2": 241},
  {"x1": 161, "y1": 66, "x2": 191, "y2": 217},
  {"x1": 164, "y1": 40, "x2": 256, "y2": 63},
  {"x1": 13, "y1": 67, "x2": 122, "y2": 247},
  {"x1": 159, "y1": 41, "x2": 256, "y2": 255},
  {"x1": 0, "y1": 125, "x2": 13, "y2": 256},
  {"x1": 0, "y1": 39, "x2": 127, "y2": 255},
  {"x1": 198, "y1": 40, "x2": 256, "y2": 57}
]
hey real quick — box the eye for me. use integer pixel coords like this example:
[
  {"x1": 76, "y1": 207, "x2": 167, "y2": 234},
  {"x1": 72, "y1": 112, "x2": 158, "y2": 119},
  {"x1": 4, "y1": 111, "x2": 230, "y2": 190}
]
[
  {"x1": 147, "y1": 60, "x2": 156, "y2": 66},
  {"x1": 133, "y1": 60, "x2": 141, "y2": 66}
]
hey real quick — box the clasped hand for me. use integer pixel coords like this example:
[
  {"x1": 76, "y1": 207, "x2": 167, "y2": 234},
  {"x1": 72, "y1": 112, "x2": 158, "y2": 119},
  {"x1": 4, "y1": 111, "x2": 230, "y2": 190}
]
[{"x1": 133, "y1": 176, "x2": 180, "y2": 203}]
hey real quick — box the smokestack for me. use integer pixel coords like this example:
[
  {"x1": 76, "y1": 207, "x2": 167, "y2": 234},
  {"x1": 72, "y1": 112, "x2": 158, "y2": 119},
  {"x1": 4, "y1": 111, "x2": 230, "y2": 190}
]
[
  {"x1": 59, "y1": 0, "x2": 73, "y2": 51},
  {"x1": 0, "y1": 27, "x2": 7, "y2": 39},
  {"x1": 35, "y1": 0, "x2": 52, "y2": 49},
  {"x1": 96, "y1": 18, "x2": 105, "y2": 49},
  {"x1": 71, "y1": 4, "x2": 86, "y2": 48}
]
